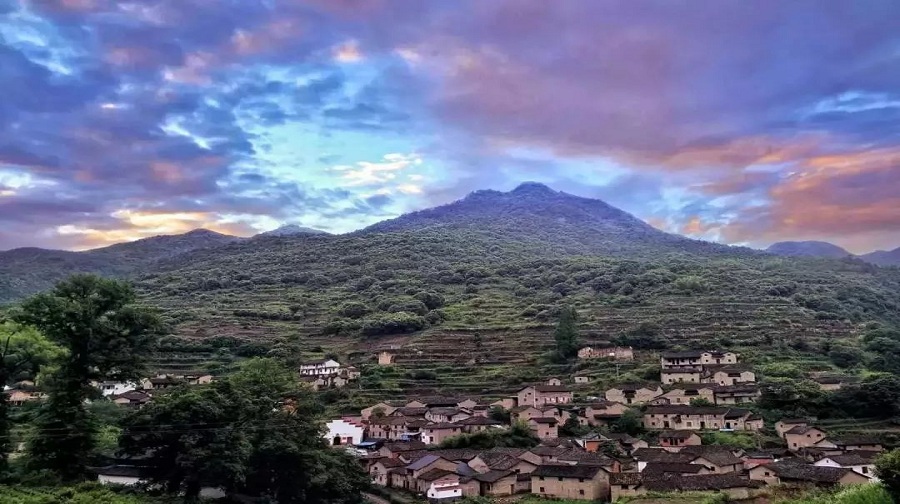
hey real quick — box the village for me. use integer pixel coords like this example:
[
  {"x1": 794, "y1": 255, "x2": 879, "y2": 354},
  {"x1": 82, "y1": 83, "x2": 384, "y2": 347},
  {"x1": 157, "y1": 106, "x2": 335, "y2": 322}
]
[
  {"x1": 322, "y1": 349, "x2": 883, "y2": 502},
  {"x1": 1, "y1": 348, "x2": 883, "y2": 502}
]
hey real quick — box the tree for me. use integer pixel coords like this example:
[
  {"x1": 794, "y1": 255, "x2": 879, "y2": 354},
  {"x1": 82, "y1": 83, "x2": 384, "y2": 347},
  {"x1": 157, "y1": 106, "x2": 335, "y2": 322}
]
[
  {"x1": 554, "y1": 305, "x2": 579, "y2": 360},
  {"x1": 690, "y1": 397, "x2": 715, "y2": 407},
  {"x1": 13, "y1": 275, "x2": 162, "y2": 480},
  {"x1": 0, "y1": 321, "x2": 62, "y2": 472},
  {"x1": 611, "y1": 409, "x2": 644, "y2": 436},
  {"x1": 876, "y1": 449, "x2": 900, "y2": 502},
  {"x1": 121, "y1": 358, "x2": 367, "y2": 503}
]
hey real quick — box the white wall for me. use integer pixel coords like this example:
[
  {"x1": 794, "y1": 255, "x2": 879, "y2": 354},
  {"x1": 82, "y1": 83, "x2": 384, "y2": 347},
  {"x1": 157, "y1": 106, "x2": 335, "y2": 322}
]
[
  {"x1": 98, "y1": 475, "x2": 141, "y2": 486},
  {"x1": 324, "y1": 419, "x2": 365, "y2": 445},
  {"x1": 428, "y1": 483, "x2": 462, "y2": 500},
  {"x1": 99, "y1": 382, "x2": 139, "y2": 397}
]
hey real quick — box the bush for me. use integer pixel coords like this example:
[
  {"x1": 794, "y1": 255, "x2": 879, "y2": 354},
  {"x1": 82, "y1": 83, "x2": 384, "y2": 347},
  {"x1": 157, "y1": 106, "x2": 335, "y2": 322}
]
[
  {"x1": 414, "y1": 291, "x2": 445, "y2": 310},
  {"x1": 337, "y1": 302, "x2": 370, "y2": 319},
  {"x1": 360, "y1": 313, "x2": 427, "y2": 337}
]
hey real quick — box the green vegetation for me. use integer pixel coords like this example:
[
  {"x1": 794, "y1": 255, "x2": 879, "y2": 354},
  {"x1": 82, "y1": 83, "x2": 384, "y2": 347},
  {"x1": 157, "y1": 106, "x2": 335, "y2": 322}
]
[
  {"x1": 876, "y1": 449, "x2": 900, "y2": 502},
  {"x1": 553, "y1": 305, "x2": 579, "y2": 361},
  {"x1": 439, "y1": 422, "x2": 539, "y2": 450},
  {"x1": 774, "y1": 483, "x2": 892, "y2": 504},
  {"x1": 0, "y1": 483, "x2": 164, "y2": 503},
  {"x1": 12, "y1": 275, "x2": 163, "y2": 480}
]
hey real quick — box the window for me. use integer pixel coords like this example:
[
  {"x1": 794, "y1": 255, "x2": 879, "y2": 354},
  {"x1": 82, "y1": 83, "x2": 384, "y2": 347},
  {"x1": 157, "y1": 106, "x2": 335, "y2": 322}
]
[
  {"x1": 764, "y1": 472, "x2": 770, "y2": 476},
  {"x1": 863, "y1": 467, "x2": 869, "y2": 474},
  {"x1": 578, "y1": 478, "x2": 584, "y2": 483},
  {"x1": 579, "y1": 489, "x2": 585, "y2": 496},
  {"x1": 539, "y1": 477, "x2": 545, "y2": 481},
  {"x1": 621, "y1": 485, "x2": 629, "y2": 490},
  {"x1": 558, "y1": 477, "x2": 564, "y2": 482},
  {"x1": 539, "y1": 487, "x2": 545, "y2": 493}
]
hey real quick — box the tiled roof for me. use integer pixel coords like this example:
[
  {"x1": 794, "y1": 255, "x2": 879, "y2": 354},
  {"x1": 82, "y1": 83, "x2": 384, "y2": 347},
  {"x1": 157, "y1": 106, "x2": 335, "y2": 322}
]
[
  {"x1": 645, "y1": 473, "x2": 760, "y2": 491},
  {"x1": 532, "y1": 464, "x2": 604, "y2": 479},
  {"x1": 530, "y1": 417, "x2": 558, "y2": 425},
  {"x1": 425, "y1": 422, "x2": 461, "y2": 430},
  {"x1": 643, "y1": 463, "x2": 706, "y2": 475},
  {"x1": 417, "y1": 468, "x2": 456, "y2": 482},
  {"x1": 406, "y1": 454, "x2": 442, "y2": 471},
  {"x1": 830, "y1": 436, "x2": 881, "y2": 446},
  {"x1": 822, "y1": 452, "x2": 878, "y2": 466},
  {"x1": 785, "y1": 425, "x2": 823, "y2": 435},
  {"x1": 533, "y1": 385, "x2": 572, "y2": 393},
  {"x1": 429, "y1": 449, "x2": 481, "y2": 462},
  {"x1": 662, "y1": 351, "x2": 703, "y2": 359},
  {"x1": 383, "y1": 441, "x2": 428, "y2": 453},
  {"x1": 610, "y1": 472, "x2": 643, "y2": 485},
  {"x1": 765, "y1": 461, "x2": 854, "y2": 483},
  {"x1": 457, "y1": 416, "x2": 502, "y2": 426},
  {"x1": 473, "y1": 470, "x2": 515, "y2": 483},
  {"x1": 644, "y1": 405, "x2": 728, "y2": 415},
  {"x1": 476, "y1": 452, "x2": 522, "y2": 471},
  {"x1": 632, "y1": 448, "x2": 696, "y2": 464}
]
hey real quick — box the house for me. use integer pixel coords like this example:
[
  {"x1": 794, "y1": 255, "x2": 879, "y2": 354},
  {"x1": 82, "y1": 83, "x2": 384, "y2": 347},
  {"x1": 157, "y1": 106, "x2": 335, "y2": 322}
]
[
  {"x1": 464, "y1": 470, "x2": 520, "y2": 496},
  {"x1": 457, "y1": 399, "x2": 479, "y2": 409},
  {"x1": 468, "y1": 450, "x2": 537, "y2": 475},
  {"x1": 371, "y1": 458, "x2": 406, "y2": 486},
  {"x1": 583, "y1": 401, "x2": 627, "y2": 426},
  {"x1": 603, "y1": 433, "x2": 649, "y2": 455},
  {"x1": 527, "y1": 417, "x2": 559, "y2": 439},
  {"x1": 546, "y1": 377, "x2": 562, "y2": 386},
  {"x1": 578, "y1": 346, "x2": 634, "y2": 360},
  {"x1": 776, "y1": 419, "x2": 809, "y2": 439},
  {"x1": 750, "y1": 461, "x2": 871, "y2": 487},
  {"x1": 574, "y1": 376, "x2": 590, "y2": 384},
  {"x1": 426, "y1": 408, "x2": 471, "y2": 424},
  {"x1": 633, "y1": 448, "x2": 697, "y2": 471},
  {"x1": 6, "y1": 389, "x2": 41, "y2": 407},
  {"x1": 457, "y1": 416, "x2": 504, "y2": 433},
  {"x1": 378, "y1": 441, "x2": 429, "y2": 459},
  {"x1": 94, "y1": 465, "x2": 225, "y2": 498},
  {"x1": 814, "y1": 436, "x2": 883, "y2": 453},
  {"x1": 517, "y1": 385, "x2": 572, "y2": 407},
  {"x1": 609, "y1": 472, "x2": 645, "y2": 501},
  {"x1": 324, "y1": 417, "x2": 366, "y2": 446},
  {"x1": 681, "y1": 446, "x2": 744, "y2": 474},
  {"x1": 96, "y1": 381, "x2": 140, "y2": 397},
  {"x1": 661, "y1": 366, "x2": 703, "y2": 384},
  {"x1": 812, "y1": 375, "x2": 859, "y2": 392},
  {"x1": 714, "y1": 385, "x2": 760, "y2": 405},
  {"x1": 705, "y1": 366, "x2": 756, "y2": 386},
  {"x1": 660, "y1": 351, "x2": 738, "y2": 369},
  {"x1": 184, "y1": 374, "x2": 214, "y2": 386},
  {"x1": 642, "y1": 405, "x2": 762, "y2": 431},
  {"x1": 361, "y1": 401, "x2": 399, "y2": 420},
  {"x1": 111, "y1": 390, "x2": 152, "y2": 408},
  {"x1": 784, "y1": 426, "x2": 828, "y2": 451},
  {"x1": 658, "y1": 430, "x2": 702, "y2": 449},
  {"x1": 531, "y1": 464, "x2": 610, "y2": 501},
  {"x1": 378, "y1": 351, "x2": 396, "y2": 365},
  {"x1": 511, "y1": 406, "x2": 560, "y2": 423},
  {"x1": 655, "y1": 385, "x2": 716, "y2": 405},
  {"x1": 299, "y1": 359, "x2": 342, "y2": 377},
  {"x1": 426, "y1": 473, "x2": 463, "y2": 503},
  {"x1": 390, "y1": 455, "x2": 458, "y2": 492},
  {"x1": 642, "y1": 463, "x2": 711, "y2": 477},
  {"x1": 613, "y1": 473, "x2": 762, "y2": 501},
  {"x1": 424, "y1": 423, "x2": 464, "y2": 445},
  {"x1": 814, "y1": 452, "x2": 878, "y2": 479},
  {"x1": 743, "y1": 452, "x2": 776, "y2": 470},
  {"x1": 605, "y1": 384, "x2": 663, "y2": 405},
  {"x1": 410, "y1": 397, "x2": 462, "y2": 408},
  {"x1": 147, "y1": 376, "x2": 182, "y2": 389}
]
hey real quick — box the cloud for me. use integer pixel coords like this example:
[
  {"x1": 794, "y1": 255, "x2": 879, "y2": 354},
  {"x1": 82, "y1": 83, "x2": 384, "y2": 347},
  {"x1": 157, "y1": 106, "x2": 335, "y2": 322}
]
[{"x1": 1, "y1": 0, "x2": 899, "y2": 252}]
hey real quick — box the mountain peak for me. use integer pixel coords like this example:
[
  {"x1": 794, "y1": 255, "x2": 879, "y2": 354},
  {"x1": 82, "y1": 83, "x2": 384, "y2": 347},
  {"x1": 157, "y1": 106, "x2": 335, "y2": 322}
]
[
  {"x1": 258, "y1": 224, "x2": 329, "y2": 237},
  {"x1": 511, "y1": 181, "x2": 556, "y2": 195}
]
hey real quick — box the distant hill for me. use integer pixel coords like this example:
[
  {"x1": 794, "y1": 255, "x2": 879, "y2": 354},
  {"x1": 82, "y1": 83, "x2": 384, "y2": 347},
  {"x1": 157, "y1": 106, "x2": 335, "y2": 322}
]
[
  {"x1": 0, "y1": 229, "x2": 241, "y2": 303},
  {"x1": 766, "y1": 241, "x2": 852, "y2": 259},
  {"x1": 861, "y1": 247, "x2": 900, "y2": 266},
  {"x1": 256, "y1": 225, "x2": 329, "y2": 237}
]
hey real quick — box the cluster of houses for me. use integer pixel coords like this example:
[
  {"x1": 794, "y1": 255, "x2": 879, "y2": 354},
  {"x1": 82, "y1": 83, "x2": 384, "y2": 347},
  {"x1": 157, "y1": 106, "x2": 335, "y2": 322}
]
[
  {"x1": 334, "y1": 387, "x2": 884, "y2": 502},
  {"x1": 324, "y1": 348, "x2": 883, "y2": 502},
  {"x1": 299, "y1": 359, "x2": 360, "y2": 390}
]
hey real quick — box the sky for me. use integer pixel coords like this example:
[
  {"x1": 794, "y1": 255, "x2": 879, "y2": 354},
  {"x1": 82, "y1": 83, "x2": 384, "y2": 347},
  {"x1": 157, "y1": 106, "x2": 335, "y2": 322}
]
[{"x1": 1, "y1": 1, "x2": 899, "y2": 254}]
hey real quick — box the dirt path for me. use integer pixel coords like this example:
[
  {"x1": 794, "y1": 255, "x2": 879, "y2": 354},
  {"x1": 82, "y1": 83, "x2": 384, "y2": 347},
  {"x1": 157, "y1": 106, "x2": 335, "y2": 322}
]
[{"x1": 364, "y1": 492, "x2": 392, "y2": 504}]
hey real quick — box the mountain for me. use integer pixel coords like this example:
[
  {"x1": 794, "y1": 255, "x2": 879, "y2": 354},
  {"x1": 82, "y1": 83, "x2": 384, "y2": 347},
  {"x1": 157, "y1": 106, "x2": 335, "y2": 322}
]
[
  {"x1": 257, "y1": 225, "x2": 329, "y2": 237},
  {"x1": 766, "y1": 241, "x2": 852, "y2": 259},
  {"x1": 360, "y1": 182, "x2": 746, "y2": 258},
  {"x1": 861, "y1": 247, "x2": 900, "y2": 266},
  {"x1": 0, "y1": 229, "x2": 242, "y2": 303}
]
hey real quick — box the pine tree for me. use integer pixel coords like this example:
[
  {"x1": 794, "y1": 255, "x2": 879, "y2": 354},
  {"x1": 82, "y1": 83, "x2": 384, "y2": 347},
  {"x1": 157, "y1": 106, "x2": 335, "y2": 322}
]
[{"x1": 554, "y1": 305, "x2": 579, "y2": 360}]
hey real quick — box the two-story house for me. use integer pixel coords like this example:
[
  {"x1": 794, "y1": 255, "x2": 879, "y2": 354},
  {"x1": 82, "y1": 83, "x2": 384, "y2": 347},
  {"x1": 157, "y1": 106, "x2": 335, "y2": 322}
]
[{"x1": 517, "y1": 385, "x2": 573, "y2": 407}]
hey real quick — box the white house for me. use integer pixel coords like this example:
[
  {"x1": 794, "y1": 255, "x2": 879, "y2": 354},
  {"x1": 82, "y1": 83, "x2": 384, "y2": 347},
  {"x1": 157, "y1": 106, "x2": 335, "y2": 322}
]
[
  {"x1": 324, "y1": 417, "x2": 366, "y2": 446},
  {"x1": 814, "y1": 453, "x2": 878, "y2": 480},
  {"x1": 300, "y1": 359, "x2": 342, "y2": 377},
  {"x1": 427, "y1": 476, "x2": 463, "y2": 502},
  {"x1": 96, "y1": 381, "x2": 140, "y2": 397}
]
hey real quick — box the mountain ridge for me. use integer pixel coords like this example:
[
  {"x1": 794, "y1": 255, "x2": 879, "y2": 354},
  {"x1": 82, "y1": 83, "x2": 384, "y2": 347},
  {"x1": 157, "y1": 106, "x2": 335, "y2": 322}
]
[{"x1": 766, "y1": 240, "x2": 853, "y2": 259}]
